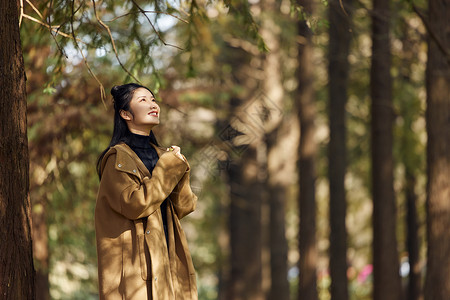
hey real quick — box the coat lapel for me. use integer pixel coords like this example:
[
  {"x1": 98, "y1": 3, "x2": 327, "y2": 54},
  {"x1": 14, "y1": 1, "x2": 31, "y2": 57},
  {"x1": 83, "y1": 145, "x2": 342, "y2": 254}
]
[{"x1": 114, "y1": 143, "x2": 151, "y2": 178}]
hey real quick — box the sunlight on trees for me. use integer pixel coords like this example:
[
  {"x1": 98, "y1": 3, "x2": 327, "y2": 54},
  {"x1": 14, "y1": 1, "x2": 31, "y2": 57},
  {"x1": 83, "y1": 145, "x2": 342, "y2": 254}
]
[{"x1": 0, "y1": 0, "x2": 446, "y2": 299}]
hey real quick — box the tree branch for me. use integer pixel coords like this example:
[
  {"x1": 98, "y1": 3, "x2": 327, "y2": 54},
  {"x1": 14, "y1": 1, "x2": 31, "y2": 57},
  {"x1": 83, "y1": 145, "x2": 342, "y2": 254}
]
[
  {"x1": 26, "y1": 0, "x2": 43, "y2": 19},
  {"x1": 19, "y1": 0, "x2": 24, "y2": 26},
  {"x1": 91, "y1": 0, "x2": 142, "y2": 86},
  {"x1": 130, "y1": 0, "x2": 184, "y2": 51},
  {"x1": 21, "y1": 14, "x2": 83, "y2": 42},
  {"x1": 106, "y1": 10, "x2": 188, "y2": 24},
  {"x1": 71, "y1": 0, "x2": 106, "y2": 105}
]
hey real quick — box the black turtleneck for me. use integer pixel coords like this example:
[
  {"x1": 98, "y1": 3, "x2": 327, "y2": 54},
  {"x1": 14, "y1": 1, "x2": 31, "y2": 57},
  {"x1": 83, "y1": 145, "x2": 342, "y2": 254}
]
[
  {"x1": 127, "y1": 133, "x2": 159, "y2": 174},
  {"x1": 127, "y1": 132, "x2": 169, "y2": 244}
]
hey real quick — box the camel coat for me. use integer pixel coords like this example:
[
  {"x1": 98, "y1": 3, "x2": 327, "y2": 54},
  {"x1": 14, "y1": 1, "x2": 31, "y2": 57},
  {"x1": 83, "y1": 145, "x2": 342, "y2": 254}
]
[{"x1": 95, "y1": 143, "x2": 198, "y2": 300}]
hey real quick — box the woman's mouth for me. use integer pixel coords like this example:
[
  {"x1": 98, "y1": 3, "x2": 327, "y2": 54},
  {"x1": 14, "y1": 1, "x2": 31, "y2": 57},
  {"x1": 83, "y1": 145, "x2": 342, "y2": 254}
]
[{"x1": 148, "y1": 111, "x2": 158, "y2": 117}]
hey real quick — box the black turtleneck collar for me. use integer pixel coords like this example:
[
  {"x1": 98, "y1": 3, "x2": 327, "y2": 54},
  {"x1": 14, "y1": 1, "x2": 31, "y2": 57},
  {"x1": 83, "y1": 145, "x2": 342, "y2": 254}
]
[
  {"x1": 128, "y1": 132, "x2": 153, "y2": 149},
  {"x1": 126, "y1": 132, "x2": 159, "y2": 175}
]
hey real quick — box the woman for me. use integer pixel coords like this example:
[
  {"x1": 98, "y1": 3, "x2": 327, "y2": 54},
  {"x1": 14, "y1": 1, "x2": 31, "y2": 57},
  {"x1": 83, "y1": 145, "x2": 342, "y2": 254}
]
[{"x1": 95, "y1": 83, "x2": 198, "y2": 300}]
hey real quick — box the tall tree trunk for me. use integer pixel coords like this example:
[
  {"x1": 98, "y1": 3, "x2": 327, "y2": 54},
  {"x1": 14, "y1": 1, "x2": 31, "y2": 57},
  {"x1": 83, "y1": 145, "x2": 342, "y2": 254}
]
[
  {"x1": 328, "y1": 0, "x2": 352, "y2": 299},
  {"x1": 370, "y1": 0, "x2": 402, "y2": 298},
  {"x1": 424, "y1": 0, "x2": 450, "y2": 299},
  {"x1": 397, "y1": 18, "x2": 422, "y2": 300},
  {"x1": 405, "y1": 174, "x2": 420, "y2": 300},
  {"x1": 260, "y1": 0, "x2": 290, "y2": 298},
  {"x1": 296, "y1": 0, "x2": 318, "y2": 299},
  {"x1": 0, "y1": 1, "x2": 35, "y2": 298},
  {"x1": 224, "y1": 42, "x2": 265, "y2": 299},
  {"x1": 266, "y1": 140, "x2": 291, "y2": 300},
  {"x1": 227, "y1": 143, "x2": 264, "y2": 300},
  {"x1": 32, "y1": 199, "x2": 50, "y2": 300}
]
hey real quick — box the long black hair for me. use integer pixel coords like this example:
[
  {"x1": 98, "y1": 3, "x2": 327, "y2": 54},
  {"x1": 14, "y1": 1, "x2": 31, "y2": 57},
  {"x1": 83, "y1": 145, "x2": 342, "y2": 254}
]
[{"x1": 96, "y1": 83, "x2": 159, "y2": 179}]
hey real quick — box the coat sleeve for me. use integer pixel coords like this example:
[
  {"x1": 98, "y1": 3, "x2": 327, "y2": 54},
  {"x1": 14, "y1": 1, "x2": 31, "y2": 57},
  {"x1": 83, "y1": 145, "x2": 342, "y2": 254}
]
[
  {"x1": 100, "y1": 151, "x2": 188, "y2": 220},
  {"x1": 168, "y1": 157, "x2": 198, "y2": 219}
]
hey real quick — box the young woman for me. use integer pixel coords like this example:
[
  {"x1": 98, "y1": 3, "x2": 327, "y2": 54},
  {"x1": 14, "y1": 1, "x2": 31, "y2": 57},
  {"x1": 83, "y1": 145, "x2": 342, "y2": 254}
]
[{"x1": 95, "y1": 83, "x2": 198, "y2": 299}]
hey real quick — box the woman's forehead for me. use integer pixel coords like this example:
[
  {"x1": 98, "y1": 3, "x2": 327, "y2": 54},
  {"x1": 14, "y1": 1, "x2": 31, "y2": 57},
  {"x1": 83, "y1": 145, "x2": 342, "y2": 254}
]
[{"x1": 133, "y1": 88, "x2": 153, "y2": 98}]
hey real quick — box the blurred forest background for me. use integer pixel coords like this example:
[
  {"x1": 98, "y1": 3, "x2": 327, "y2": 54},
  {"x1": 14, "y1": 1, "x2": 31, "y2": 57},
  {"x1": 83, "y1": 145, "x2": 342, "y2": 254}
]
[{"x1": 0, "y1": 0, "x2": 449, "y2": 299}]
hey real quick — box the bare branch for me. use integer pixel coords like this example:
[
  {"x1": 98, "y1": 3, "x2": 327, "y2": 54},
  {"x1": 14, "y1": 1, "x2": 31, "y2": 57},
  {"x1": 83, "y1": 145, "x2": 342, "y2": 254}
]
[
  {"x1": 92, "y1": 0, "x2": 143, "y2": 85},
  {"x1": 106, "y1": 10, "x2": 188, "y2": 24},
  {"x1": 339, "y1": 0, "x2": 349, "y2": 17},
  {"x1": 130, "y1": 0, "x2": 184, "y2": 51},
  {"x1": 19, "y1": 0, "x2": 24, "y2": 27},
  {"x1": 26, "y1": 0, "x2": 43, "y2": 19},
  {"x1": 70, "y1": 0, "x2": 106, "y2": 105},
  {"x1": 21, "y1": 13, "x2": 83, "y2": 42}
]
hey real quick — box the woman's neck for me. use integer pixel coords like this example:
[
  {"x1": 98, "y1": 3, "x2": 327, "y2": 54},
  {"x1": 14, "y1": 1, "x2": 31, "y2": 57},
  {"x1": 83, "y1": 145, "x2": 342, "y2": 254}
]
[{"x1": 129, "y1": 127, "x2": 152, "y2": 136}]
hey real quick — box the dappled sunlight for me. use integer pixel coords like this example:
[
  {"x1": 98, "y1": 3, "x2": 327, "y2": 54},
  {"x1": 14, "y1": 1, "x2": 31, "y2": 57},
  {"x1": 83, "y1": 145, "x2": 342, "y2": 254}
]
[{"x1": 2, "y1": 0, "x2": 444, "y2": 298}]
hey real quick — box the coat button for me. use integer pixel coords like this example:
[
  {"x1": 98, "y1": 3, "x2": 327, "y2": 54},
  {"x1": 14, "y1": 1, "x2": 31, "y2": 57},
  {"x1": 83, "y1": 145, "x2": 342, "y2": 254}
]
[
  {"x1": 146, "y1": 230, "x2": 150, "y2": 234},
  {"x1": 154, "y1": 277, "x2": 157, "y2": 282},
  {"x1": 118, "y1": 164, "x2": 122, "y2": 168},
  {"x1": 133, "y1": 169, "x2": 136, "y2": 173}
]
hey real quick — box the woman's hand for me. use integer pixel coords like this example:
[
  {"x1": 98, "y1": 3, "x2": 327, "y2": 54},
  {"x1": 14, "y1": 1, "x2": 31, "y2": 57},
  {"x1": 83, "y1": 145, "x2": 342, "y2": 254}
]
[{"x1": 167, "y1": 145, "x2": 186, "y2": 162}]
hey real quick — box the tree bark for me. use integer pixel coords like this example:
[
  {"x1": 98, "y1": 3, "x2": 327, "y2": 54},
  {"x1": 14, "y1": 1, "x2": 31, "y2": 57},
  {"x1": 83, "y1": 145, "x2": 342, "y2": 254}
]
[
  {"x1": 227, "y1": 145, "x2": 264, "y2": 300},
  {"x1": 223, "y1": 42, "x2": 265, "y2": 299},
  {"x1": 370, "y1": 0, "x2": 402, "y2": 298},
  {"x1": 424, "y1": 0, "x2": 450, "y2": 299},
  {"x1": 296, "y1": 0, "x2": 318, "y2": 299},
  {"x1": 405, "y1": 174, "x2": 420, "y2": 300},
  {"x1": 328, "y1": 0, "x2": 352, "y2": 299},
  {"x1": 32, "y1": 199, "x2": 50, "y2": 300},
  {"x1": 0, "y1": 0, "x2": 35, "y2": 298},
  {"x1": 258, "y1": 0, "x2": 290, "y2": 299}
]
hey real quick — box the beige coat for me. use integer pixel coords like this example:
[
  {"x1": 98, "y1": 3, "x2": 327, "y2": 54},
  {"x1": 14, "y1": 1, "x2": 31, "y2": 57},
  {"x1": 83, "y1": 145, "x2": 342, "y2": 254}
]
[{"x1": 95, "y1": 143, "x2": 198, "y2": 300}]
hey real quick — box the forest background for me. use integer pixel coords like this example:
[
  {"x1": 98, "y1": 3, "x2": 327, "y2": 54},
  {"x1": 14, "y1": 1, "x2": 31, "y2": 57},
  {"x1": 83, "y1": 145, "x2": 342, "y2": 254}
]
[{"x1": 0, "y1": 0, "x2": 449, "y2": 299}]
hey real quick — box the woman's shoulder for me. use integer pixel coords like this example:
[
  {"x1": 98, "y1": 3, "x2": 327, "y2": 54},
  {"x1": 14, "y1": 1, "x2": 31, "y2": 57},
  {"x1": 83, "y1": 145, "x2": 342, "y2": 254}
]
[{"x1": 101, "y1": 143, "x2": 139, "y2": 173}]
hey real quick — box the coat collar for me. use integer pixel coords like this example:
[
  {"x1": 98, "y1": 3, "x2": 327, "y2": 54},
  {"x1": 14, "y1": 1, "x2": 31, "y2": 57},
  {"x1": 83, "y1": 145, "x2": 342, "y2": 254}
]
[{"x1": 102, "y1": 143, "x2": 168, "y2": 179}]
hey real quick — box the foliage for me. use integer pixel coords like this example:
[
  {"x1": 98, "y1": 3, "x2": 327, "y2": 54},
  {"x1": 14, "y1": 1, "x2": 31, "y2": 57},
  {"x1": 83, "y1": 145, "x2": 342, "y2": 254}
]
[{"x1": 21, "y1": 0, "x2": 431, "y2": 298}]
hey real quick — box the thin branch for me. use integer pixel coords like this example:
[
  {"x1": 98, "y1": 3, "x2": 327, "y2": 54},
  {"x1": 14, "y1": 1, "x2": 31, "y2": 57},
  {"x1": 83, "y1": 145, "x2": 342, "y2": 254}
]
[
  {"x1": 92, "y1": 0, "x2": 142, "y2": 85},
  {"x1": 26, "y1": 0, "x2": 43, "y2": 19},
  {"x1": 71, "y1": 0, "x2": 106, "y2": 105},
  {"x1": 21, "y1": 13, "x2": 84, "y2": 42},
  {"x1": 339, "y1": 0, "x2": 349, "y2": 17},
  {"x1": 409, "y1": 0, "x2": 450, "y2": 65},
  {"x1": 46, "y1": 0, "x2": 69, "y2": 59},
  {"x1": 130, "y1": 0, "x2": 184, "y2": 51},
  {"x1": 19, "y1": 0, "x2": 24, "y2": 27},
  {"x1": 106, "y1": 10, "x2": 188, "y2": 24}
]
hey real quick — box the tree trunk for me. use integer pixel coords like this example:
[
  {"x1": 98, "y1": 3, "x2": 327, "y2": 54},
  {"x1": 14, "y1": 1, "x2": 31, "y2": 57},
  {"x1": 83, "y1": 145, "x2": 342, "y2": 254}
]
[
  {"x1": 223, "y1": 41, "x2": 265, "y2": 299},
  {"x1": 328, "y1": 0, "x2": 352, "y2": 299},
  {"x1": 370, "y1": 0, "x2": 402, "y2": 298},
  {"x1": 396, "y1": 17, "x2": 423, "y2": 300},
  {"x1": 260, "y1": 0, "x2": 290, "y2": 297},
  {"x1": 0, "y1": 0, "x2": 35, "y2": 298},
  {"x1": 423, "y1": 0, "x2": 450, "y2": 298},
  {"x1": 227, "y1": 145, "x2": 264, "y2": 300},
  {"x1": 32, "y1": 199, "x2": 50, "y2": 300},
  {"x1": 405, "y1": 174, "x2": 420, "y2": 300},
  {"x1": 296, "y1": 0, "x2": 318, "y2": 299}
]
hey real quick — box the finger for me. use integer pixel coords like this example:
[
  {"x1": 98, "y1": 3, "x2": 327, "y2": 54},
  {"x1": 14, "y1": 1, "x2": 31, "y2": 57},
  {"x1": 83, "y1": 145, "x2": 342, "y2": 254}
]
[{"x1": 171, "y1": 146, "x2": 181, "y2": 153}]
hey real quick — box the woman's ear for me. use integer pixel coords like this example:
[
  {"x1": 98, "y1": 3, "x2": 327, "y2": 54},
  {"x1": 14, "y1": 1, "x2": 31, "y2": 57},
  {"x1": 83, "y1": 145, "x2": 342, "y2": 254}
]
[{"x1": 119, "y1": 109, "x2": 132, "y2": 121}]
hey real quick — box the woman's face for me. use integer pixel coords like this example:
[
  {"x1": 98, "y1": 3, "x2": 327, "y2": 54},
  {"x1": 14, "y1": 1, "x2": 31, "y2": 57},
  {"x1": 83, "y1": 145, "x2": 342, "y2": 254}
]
[{"x1": 120, "y1": 87, "x2": 160, "y2": 135}]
